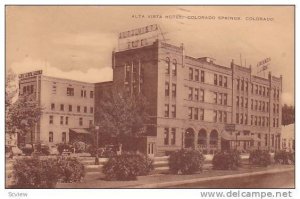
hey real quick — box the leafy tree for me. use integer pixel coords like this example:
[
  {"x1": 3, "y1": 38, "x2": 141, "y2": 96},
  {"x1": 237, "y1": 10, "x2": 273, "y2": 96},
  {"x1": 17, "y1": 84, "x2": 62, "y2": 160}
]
[
  {"x1": 5, "y1": 67, "x2": 17, "y2": 108},
  {"x1": 95, "y1": 90, "x2": 149, "y2": 151},
  {"x1": 282, "y1": 104, "x2": 295, "y2": 126},
  {"x1": 6, "y1": 95, "x2": 43, "y2": 147}
]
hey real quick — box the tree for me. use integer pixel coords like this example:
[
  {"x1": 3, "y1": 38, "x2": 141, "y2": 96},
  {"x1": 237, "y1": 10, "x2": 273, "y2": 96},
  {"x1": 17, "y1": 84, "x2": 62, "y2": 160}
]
[
  {"x1": 95, "y1": 90, "x2": 150, "y2": 150},
  {"x1": 6, "y1": 95, "x2": 43, "y2": 147},
  {"x1": 282, "y1": 104, "x2": 295, "y2": 126},
  {"x1": 5, "y1": 67, "x2": 17, "y2": 108}
]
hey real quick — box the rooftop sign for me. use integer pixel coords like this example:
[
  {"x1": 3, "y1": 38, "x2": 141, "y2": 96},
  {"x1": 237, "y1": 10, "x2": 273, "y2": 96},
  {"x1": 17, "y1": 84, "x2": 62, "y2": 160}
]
[{"x1": 19, "y1": 70, "x2": 43, "y2": 79}]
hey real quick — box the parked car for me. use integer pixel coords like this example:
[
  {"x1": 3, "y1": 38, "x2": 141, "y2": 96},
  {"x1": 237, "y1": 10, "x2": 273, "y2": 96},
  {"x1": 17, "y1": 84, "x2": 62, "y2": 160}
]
[{"x1": 49, "y1": 145, "x2": 59, "y2": 155}]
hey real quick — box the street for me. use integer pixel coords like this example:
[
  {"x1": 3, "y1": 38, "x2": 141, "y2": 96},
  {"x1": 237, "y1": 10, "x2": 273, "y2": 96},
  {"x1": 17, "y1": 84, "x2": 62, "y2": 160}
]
[{"x1": 169, "y1": 170, "x2": 295, "y2": 188}]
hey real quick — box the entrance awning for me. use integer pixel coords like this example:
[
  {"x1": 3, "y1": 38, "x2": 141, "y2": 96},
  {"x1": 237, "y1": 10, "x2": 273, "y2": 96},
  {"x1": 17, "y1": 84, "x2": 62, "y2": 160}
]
[{"x1": 70, "y1": 128, "x2": 91, "y2": 134}]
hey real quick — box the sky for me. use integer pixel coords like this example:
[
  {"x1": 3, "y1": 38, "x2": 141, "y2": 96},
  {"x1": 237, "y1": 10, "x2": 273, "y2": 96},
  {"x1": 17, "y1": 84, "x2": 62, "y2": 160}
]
[{"x1": 6, "y1": 6, "x2": 294, "y2": 105}]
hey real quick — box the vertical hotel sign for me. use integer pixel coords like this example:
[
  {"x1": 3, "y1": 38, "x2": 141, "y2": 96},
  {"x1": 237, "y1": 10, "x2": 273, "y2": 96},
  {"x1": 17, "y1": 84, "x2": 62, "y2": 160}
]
[{"x1": 118, "y1": 24, "x2": 163, "y2": 51}]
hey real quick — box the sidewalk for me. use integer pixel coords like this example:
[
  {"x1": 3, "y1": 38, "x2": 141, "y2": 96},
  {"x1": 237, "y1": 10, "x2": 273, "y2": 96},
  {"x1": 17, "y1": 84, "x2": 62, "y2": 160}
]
[{"x1": 56, "y1": 164, "x2": 294, "y2": 188}]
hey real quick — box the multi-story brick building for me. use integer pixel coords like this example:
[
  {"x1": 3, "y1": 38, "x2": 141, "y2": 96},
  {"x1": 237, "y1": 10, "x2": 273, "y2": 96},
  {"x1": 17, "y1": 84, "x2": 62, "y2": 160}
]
[
  {"x1": 110, "y1": 31, "x2": 282, "y2": 156},
  {"x1": 18, "y1": 71, "x2": 95, "y2": 145}
]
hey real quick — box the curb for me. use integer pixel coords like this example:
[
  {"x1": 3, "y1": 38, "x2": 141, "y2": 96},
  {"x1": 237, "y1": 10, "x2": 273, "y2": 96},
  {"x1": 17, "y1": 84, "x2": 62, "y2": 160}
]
[{"x1": 130, "y1": 167, "x2": 294, "y2": 188}]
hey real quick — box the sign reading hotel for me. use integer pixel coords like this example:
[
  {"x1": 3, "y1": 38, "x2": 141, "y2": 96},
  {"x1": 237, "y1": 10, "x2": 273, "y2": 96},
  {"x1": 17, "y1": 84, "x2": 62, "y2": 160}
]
[
  {"x1": 118, "y1": 24, "x2": 164, "y2": 51},
  {"x1": 19, "y1": 70, "x2": 43, "y2": 79}
]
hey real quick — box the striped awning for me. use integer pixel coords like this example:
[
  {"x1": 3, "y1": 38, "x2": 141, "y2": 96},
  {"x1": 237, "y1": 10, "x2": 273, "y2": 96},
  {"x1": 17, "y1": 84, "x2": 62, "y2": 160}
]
[
  {"x1": 221, "y1": 131, "x2": 260, "y2": 141},
  {"x1": 70, "y1": 128, "x2": 91, "y2": 134}
]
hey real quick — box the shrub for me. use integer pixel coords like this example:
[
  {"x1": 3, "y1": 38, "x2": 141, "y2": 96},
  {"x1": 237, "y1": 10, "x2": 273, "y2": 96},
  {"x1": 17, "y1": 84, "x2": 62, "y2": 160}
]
[
  {"x1": 56, "y1": 157, "x2": 85, "y2": 183},
  {"x1": 249, "y1": 150, "x2": 271, "y2": 167},
  {"x1": 274, "y1": 150, "x2": 294, "y2": 165},
  {"x1": 73, "y1": 141, "x2": 86, "y2": 153},
  {"x1": 103, "y1": 152, "x2": 153, "y2": 181},
  {"x1": 169, "y1": 149, "x2": 205, "y2": 174},
  {"x1": 212, "y1": 150, "x2": 241, "y2": 170},
  {"x1": 21, "y1": 146, "x2": 34, "y2": 156},
  {"x1": 13, "y1": 157, "x2": 60, "y2": 188},
  {"x1": 12, "y1": 156, "x2": 85, "y2": 188}
]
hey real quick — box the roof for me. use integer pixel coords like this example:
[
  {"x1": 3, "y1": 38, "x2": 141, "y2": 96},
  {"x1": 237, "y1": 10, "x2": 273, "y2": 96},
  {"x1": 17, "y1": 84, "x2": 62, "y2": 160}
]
[{"x1": 70, "y1": 128, "x2": 91, "y2": 134}]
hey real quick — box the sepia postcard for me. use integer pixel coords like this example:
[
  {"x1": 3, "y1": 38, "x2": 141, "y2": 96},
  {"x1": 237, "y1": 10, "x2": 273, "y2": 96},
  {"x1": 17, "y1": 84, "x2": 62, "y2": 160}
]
[{"x1": 5, "y1": 5, "x2": 295, "y2": 190}]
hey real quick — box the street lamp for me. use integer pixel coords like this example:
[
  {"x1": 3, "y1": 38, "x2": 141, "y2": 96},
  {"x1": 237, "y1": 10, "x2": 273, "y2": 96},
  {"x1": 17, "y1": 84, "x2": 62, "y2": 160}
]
[{"x1": 95, "y1": 126, "x2": 99, "y2": 165}]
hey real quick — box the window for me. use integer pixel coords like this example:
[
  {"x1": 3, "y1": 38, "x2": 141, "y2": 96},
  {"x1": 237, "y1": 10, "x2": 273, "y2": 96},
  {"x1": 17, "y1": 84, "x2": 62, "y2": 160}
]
[
  {"x1": 262, "y1": 102, "x2": 265, "y2": 111},
  {"x1": 251, "y1": 115, "x2": 253, "y2": 125},
  {"x1": 251, "y1": 99, "x2": 253, "y2": 110},
  {"x1": 60, "y1": 116, "x2": 64, "y2": 125},
  {"x1": 165, "y1": 82, "x2": 169, "y2": 96},
  {"x1": 267, "y1": 88, "x2": 270, "y2": 96},
  {"x1": 81, "y1": 90, "x2": 84, "y2": 97},
  {"x1": 251, "y1": 83, "x2": 254, "y2": 94},
  {"x1": 84, "y1": 90, "x2": 86, "y2": 98},
  {"x1": 245, "y1": 114, "x2": 248, "y2": 125},
  {"x1": 65, "y1": 117, "x2": 69, "y2": 125},
  {"x1": 245, "y1": 81, "x2": 248, "y2": 92},
  {"x1": 214, "y1": 74, "x2": 218, "y2": 85},
  {"x1": 79, "y1": 118, "x2": 83, "y2": 126},
  {"x1": 49, "y1": 115, "x2": 54, "y2": 124},
  {"x1": 188, "y1": 87, "x2": 193, "y2": 100},
  {"x1": 51, "y1": 103, "x2": 55, "y2": 110},
  {"x1": 266, "y1": 117, "x2": 269, "y2": 126},
  {"x1": 236, "y1": 113, "x2": 239, "y2": 124},
  {"x1": 89, "y1": 120, "x2": 93, "y2": 126},
  {"x1": 164, "y1": 128, "x2": 169, "y2": 145},
  {"x1": 241, "y1": 79, "x2": 244, "y2": 91},
  {"x1": 259, "y1": 86, "x2": 262, "y2": 95},
  {"x1": 171, "y1": 128, "x2": 176, "y2": 145},
  {"x1": 236, "y1": 96, "x2": 239, "y2": 107},
  {"x1": 189, "y1": 68, "x2": 193, "y2": 80},
  {"x1": 188, "y1": 107, "x2": 193, "y2": 119},
  {"x1": 262, "y1": 117, "x2": 265, "y2": 126},
  {"x1": 218, "y1": 93, "x2": 223, "y2": 104},
  {"x1": 194, "y1": 108, "x2": 199, "y2": 120},
  {"x1": 255, "y1": 100, "x2": 258, "y2": 110},
  {"x1": 219, "y1": 111, "x2": 223, "y2": 122},
  {"x1": 277, "y1": 89, "x2": 279, "y2": 99},
  {"x1": 165, "y1": 57, "x2": 170, "y2": 74},
  {"x1": 273, "y1": 103, "x2": 275, "y2": 114},
  {"x1": 240, "y1": 113, "x2": 243, "y2": 124},
  {"x1": 245, "y1": 98, "x2": 248, "y2": 108},
  {"x1": 200, "y1": 70, "x2": 205, "y2": 83},
  {"x1": 200, "y1": 89, "x2": 204, "y2": 102},
  {"x1": 241, "y1": 97, "x2": 244, "y2": 107},
  {"x1": 255, "y1": 116, "x2": 257, "y2": 126},
  {"x1": 214, "y1": 92, "x2": 218, "y2": 104},
  {"x1": 60, "y1": 104, "x2": 64, "y2": 111},
  {"x1": 84, "y1": 106, "x2": 87, "y2": 113},
  {"x1": 224, "y1": 112, "x2": 227, "y2": 123},
  {"x1": 195, "y1": 69, "x2": 199, "y2": 81},
  {"x1": 172, "y1": 84, "x2": 176, "y2": 98},
  {"x1": 49, "y1": 132, "x2": 53, "y2": 142},
  {"x1": 62, "y1": 132, "x2": 66, "y2": 143},
  {"x1": 90, "y1": 91, "x2": 94, "y2": 98},
  {"x1": 258, "y1": 116, "x2": 261, "y2": 126},
  {"x1": 237, "y1": 79, "x2": 240, "y2": 90},
  {"x1": 213, "y1": 110, "x2": 217, "y2": 122},
  {"x1": 171, "y1": 105, "x2": 176, "y2": 118},
  {"x1": 200, "y1": 109, "x2": 204, "y2": 120},
  {"x1": 67, "y1": 87, "x2": 74, "y2": 96},
  {"x1": 263, "y1": 87, "x2": 266, "y2": 96},
  {"x1": 195, "y1": 88, "x2": 199, "y2": 101},
  {"x1": 90, "y1": 107, "x2": 94, "y2": 114},
  {"x1": 77, "y1": 106, "x2": 80, "y2": 112},
  {"x1": 219, "y1": 75, "x2": 223, "y2": 86},
  {"x1": 259, "y1": 101, "x2": 261, "y2": 111},
  {"x1": 165, "y1": 104, "x2": 169, "y2": 117},
  {"x1": 267, "y1": 102, "x2": 269, "y2": 111},
  {"x1": 276, "y1": 118, "x2": 279, "y2": 127},
  {"x1": 277, "y1": 104, "x2": 279, "y2": 113},
  {"x1": 224, "y1": 94, "x2": 227, "y2": 105},
  {"x1": 172, "y1": 59, "x2": 177, "y2": 76},
  {"x1": 255, "y1": 85, "x2": 258, "y2": 94},
  {"x1": 69, "y1": 105, "x2": 72, "y2": 112},
  {"x1": 224, "y1": 76, "x2": 228, "y2": 87}
]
